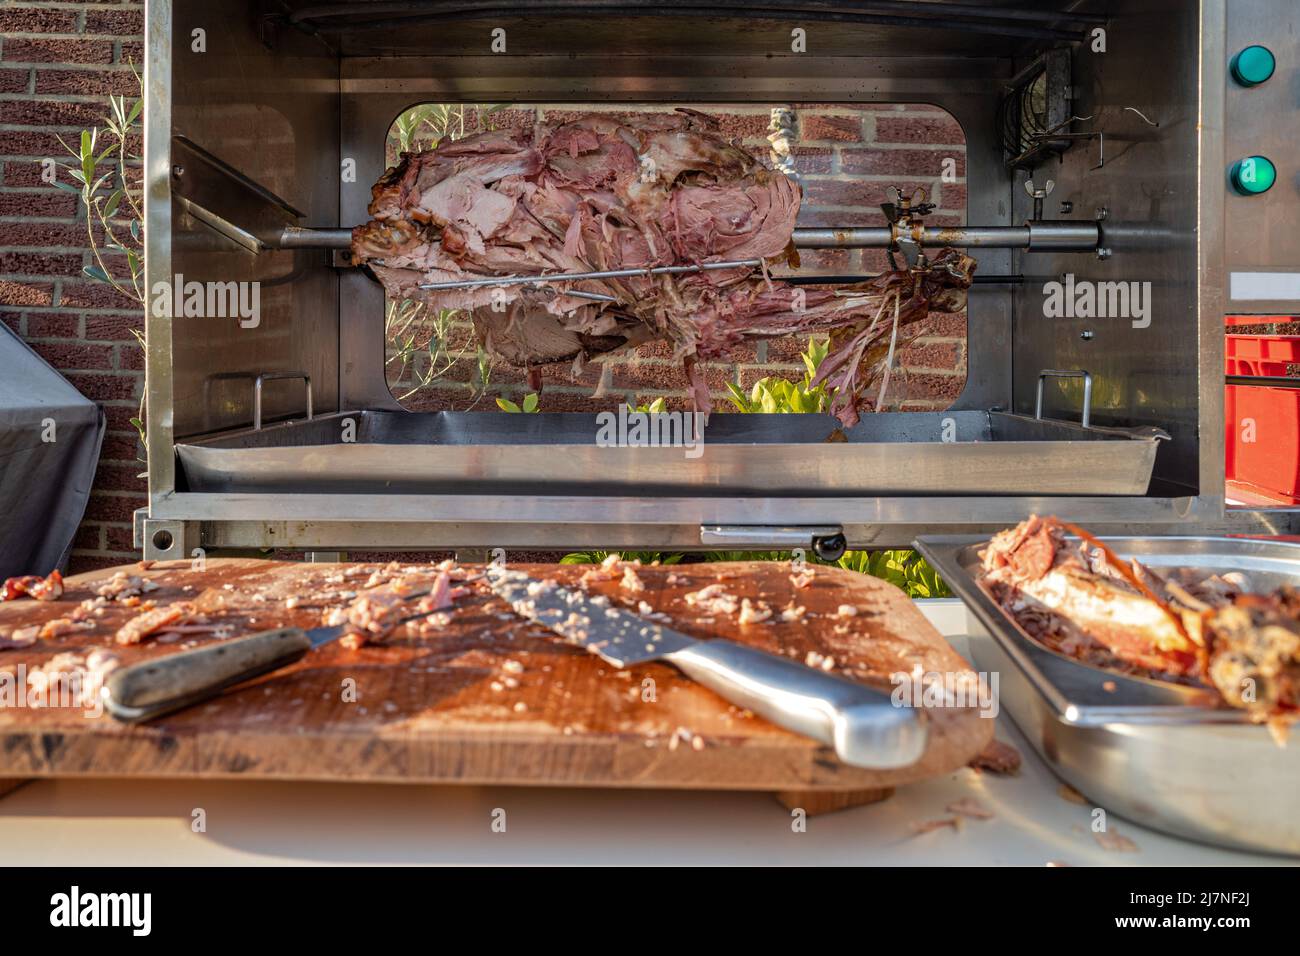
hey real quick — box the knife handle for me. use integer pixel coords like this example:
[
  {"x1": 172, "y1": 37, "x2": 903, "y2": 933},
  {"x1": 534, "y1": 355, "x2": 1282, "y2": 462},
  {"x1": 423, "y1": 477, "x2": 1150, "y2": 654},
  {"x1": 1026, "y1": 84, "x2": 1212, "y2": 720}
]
[
  {"x1": 102, "y1": 627, "x2": 313, "y2": 723},
  {"x1": 664, "y1": 639, "x2": 927, "y2": 769}
]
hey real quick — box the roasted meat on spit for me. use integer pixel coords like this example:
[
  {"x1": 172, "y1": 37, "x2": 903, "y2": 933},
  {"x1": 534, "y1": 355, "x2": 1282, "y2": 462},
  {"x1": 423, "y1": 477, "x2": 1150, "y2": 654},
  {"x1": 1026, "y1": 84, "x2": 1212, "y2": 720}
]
[
  {"x1": 351, "y1": 110, "x2": 974, "y2": 424},
  {"x1": 980, "y1": 515, "x2": 1300, "y2": 737}
]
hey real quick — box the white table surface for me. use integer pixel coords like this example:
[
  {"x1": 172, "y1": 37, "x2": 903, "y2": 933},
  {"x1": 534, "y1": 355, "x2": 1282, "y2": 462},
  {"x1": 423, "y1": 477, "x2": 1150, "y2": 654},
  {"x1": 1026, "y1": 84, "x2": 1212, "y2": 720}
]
[{"x1": 0, "y1": 601, "x2": 1286, "y2": 866}]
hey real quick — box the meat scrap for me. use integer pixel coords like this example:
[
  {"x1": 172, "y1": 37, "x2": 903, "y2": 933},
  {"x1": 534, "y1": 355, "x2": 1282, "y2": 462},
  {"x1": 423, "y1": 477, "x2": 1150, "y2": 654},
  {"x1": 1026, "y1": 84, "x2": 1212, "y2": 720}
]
[
  {"x1": 115, "y1": 604, "x2": 192, "y2": 645},
  {"x1": 2, "y1": 569, "x2": 63, "y2": 602},
  {"x1": 946, "y1": 798, "x2": 995, "y2": 820},
  {"x1": 94, "y1": 570, "x2": 159, "y2": 601},
  {"x1": 1093, "y1": 828, "x2": 1139, "y2": 853},
  {"x1": 351, "y1": 111, "x2": 974, "y2": 426},
  {"x1": 981, "y1": 515, "x2": 1300, "y2": 730},
  {"x1": 969, "y1": 739, "x2": 1022, "y2": 776}
]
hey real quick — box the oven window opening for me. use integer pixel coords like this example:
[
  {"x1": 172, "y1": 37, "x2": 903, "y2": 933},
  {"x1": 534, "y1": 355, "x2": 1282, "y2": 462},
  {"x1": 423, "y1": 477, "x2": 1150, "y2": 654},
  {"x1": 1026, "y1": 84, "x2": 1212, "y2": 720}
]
[{"x1": 377, "y1": 103, "x2": 968, "y2": 420}]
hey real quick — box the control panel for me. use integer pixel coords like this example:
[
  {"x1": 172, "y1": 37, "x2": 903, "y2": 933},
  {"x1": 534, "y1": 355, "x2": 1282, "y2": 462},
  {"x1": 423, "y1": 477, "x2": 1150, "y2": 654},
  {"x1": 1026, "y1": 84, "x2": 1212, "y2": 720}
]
[{"x1": 1225, "y1": 2, "x2": 1300, "y2": 311}]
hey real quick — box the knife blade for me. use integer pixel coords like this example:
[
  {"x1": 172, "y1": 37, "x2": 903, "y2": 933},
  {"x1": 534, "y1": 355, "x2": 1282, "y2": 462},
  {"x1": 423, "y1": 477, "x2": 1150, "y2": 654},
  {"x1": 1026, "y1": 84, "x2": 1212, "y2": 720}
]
[
  {"x1": 489, "y1": 569, "x2": 927, "y2": 769},
  {"x1": 103, "y1": 583, "x2": 459, "y2": 723}
]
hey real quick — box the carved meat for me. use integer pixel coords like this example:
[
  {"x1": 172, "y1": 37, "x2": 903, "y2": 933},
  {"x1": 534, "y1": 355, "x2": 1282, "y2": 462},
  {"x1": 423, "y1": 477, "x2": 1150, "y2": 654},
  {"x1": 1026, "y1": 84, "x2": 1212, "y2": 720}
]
[
  {"x1": 981, "y1": 516, "x2": 1300, "y2": 729},
  {"x1": 352, "y1": 110, "x2": 973, "y2": 424}
]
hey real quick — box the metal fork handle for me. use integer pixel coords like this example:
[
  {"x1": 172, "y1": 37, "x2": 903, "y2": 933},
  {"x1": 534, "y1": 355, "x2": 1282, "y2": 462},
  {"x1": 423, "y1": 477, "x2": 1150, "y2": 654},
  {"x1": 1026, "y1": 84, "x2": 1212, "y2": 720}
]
[
  {"x1": 253, "y1": 371, "x2": 313, "y2": 430},
  {"x1": 1035, "y1": 368, "x2": 1092, "y2": 428}
]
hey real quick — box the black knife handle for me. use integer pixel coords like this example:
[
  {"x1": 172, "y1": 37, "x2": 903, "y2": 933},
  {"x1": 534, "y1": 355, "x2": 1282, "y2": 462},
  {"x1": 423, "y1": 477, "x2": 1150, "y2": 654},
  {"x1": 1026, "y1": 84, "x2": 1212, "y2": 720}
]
[{"x1": 103, "y1": 627, "x2": 313, "y2": 723}]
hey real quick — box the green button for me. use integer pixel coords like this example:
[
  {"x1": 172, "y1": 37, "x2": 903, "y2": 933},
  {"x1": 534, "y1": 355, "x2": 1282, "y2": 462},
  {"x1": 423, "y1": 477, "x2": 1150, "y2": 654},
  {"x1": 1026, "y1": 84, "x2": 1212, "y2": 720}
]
[
  {"x1": 1230, "y1": 155, "x2": 1277, "y2": 195},
  {"x1": 1231, "y1": 45, "x2": 1275, "y2": 86}
]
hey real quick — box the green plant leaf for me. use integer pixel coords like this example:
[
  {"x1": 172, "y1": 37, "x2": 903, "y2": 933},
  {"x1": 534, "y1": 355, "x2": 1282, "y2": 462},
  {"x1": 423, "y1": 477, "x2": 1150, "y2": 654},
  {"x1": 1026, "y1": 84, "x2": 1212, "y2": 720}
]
[
  {"x1": 495, "y1": 397, "x2": 522, "y2": 413},
  {"x1": 83, "y1": 264, "x2": 110, "y2": 283},
  {"x1": 521, "y1": 392, "x2": 539, "y2": 413}
]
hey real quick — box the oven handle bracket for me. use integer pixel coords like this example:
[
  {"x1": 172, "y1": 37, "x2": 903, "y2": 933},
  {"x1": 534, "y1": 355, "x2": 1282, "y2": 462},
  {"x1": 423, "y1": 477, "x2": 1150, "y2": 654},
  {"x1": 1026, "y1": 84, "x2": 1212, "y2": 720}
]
[
  {"x1": 700, "y1": 525, "x2": 847, "y2": 562},
  {"x1": 1035, "y1": 368, "x2": 1092, "y2": 429},
  {"x1": 254, "y1": 372, "x2": 314, "y2": 431}
]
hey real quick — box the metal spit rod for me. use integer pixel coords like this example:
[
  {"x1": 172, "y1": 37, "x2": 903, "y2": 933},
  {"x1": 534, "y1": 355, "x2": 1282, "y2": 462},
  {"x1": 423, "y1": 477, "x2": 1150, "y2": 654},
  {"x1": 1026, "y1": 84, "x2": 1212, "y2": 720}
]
[
  {"x1": 418, "y1": 260, "x2": 764, "y2": 290},
  {"x1": 278, "y1": 221, "x2": 1100, "y2": 252}
]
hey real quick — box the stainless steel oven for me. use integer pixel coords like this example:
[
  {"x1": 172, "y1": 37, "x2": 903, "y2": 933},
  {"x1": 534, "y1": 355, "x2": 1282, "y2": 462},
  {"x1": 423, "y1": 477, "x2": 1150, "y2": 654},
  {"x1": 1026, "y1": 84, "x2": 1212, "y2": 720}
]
[{"x1": 139, "y1": 0, "x2": 1300, "y2": 559}]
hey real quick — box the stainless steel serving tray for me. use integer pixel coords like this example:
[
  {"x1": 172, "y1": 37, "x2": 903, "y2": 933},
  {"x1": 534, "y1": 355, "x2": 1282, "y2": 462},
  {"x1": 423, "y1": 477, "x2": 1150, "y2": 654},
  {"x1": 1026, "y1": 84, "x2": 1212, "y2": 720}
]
[
  {"x1": 915, "y1": 534, "x2": 1300, "y2": 856},
  {"x1": 175, "y1": 409, "x2": 1165, "y2": 497}
]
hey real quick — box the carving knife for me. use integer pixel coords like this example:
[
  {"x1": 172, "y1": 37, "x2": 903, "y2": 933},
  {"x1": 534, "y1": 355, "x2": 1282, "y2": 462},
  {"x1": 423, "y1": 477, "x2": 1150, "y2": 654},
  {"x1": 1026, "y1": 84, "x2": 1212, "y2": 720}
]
[
  {"x1": 102, "y1": 585, "x2": 455, "y2": 723},
  {"x1": 488, "y1": 569, "x2": 928, "y2": 769}
]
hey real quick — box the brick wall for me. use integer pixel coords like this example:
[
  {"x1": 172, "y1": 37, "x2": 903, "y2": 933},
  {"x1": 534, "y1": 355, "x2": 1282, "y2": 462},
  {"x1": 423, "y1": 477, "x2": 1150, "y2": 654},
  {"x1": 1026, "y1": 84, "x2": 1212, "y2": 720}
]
[
  {"x1": 0, "y1": 4, "x2": 967, "y2": 572},
  {"x1": 386, "y1": 103, "x2": 968, "y2": 414},
  {"x1": 0, "y1": 1, "x2": 145, "y2": 573}
]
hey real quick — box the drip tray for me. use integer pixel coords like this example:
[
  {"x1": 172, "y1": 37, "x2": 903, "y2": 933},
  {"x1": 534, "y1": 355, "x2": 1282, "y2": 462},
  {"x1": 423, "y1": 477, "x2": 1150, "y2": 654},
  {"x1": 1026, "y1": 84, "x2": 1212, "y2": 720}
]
[{"x1": 175, "y1": 409, "x2": 1166, "y2": 497}]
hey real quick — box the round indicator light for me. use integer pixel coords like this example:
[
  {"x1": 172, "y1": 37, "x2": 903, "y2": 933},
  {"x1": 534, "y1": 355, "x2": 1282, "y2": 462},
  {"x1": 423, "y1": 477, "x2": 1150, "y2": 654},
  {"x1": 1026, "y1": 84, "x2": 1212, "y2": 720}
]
[
  {"x1": 1230, "y1": 45, "x2": 1275, "y2": 86},
  {"x1": 1230, "y1": 155, "x2": 1277, "y2": 195}
]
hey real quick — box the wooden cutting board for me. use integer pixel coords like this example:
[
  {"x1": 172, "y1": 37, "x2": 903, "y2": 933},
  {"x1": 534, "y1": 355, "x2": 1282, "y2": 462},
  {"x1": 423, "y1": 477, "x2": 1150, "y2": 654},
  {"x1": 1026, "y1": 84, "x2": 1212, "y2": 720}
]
[{"x1": 0, "y1": 559, "x2": 992, "y2": 811}]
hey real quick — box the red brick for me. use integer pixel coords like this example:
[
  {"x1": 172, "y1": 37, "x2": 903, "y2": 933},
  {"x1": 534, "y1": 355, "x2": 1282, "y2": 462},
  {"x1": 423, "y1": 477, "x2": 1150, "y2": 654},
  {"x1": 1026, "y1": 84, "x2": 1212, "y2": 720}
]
[
  {"x1": 0, "y1": 188, "x2": 78, "y2": 216},
  {"x1": 84, "y1": 492, "x2": 143, "y2": 524},
  {"x1": 840, "y1": 147, "x2": 966, "y2": 177},
  {"x1": 0, "y1": 68, "x2": 29, "y2": 93},
  {"x1": 801, "y1": 178, "x2": 931, "y2": 208},
  {"x1": 794, "y1": 208, "x2": 889, "y2": 228},
  {"x1": 58, "y1": 281, "x2": 140, "y2": 309},
  {"x1": 29, "y1": 339, "x2": 114, "y2": 369},
  {"x1": 0, "y1": 250, "x2": 82, "y2": 275},
  {"x1": 118, "y1": 42, "x2": 143, "y2": 66},
  {"x1": 737, "y1": 365, "x2": 804, "y2": 390},
  {"x1": 0, "y1": 159, "x2": 80, "y2": 188},
  {"x1": 0, "y1": 98, "x2": 107, "y2": 127},
  {"x1": 105, "y1": 524, "x2": 139, "y2": 552},
  {"x1": 0, "y1": 278, "x2": 53, "y2": 305},
  {"x1": 72, "y1": 523, "x2": 102, "y2": 552},
  {"x1": 888, "y1": 371, "x2": 964, "y2": 401},
  {"x1": 0, "y1": 8, "x2": 80, "y2": 33},
  {"x1": 875, "y1": 115, "x2": 965, "y2": 146},
  {"x1": 85, "y1": 9, "x2": 144, "y2": 35},
  {"x1": 936, "y1": 182, "x2": 967, "y2": 210},
  {"x1": 68, "y1": 553, "x2": 137, "y2": 574},
  {"x1": 63, "y1": 370, "x2": 139, "y2": 401},
  {"x1": 917, "y1": 311, "x2": 967, "y2": 337},
  {"x1": 1, "y1": 38, "x2": 115, "y2": 66},
  {"x1": 34, "y1": 68, "x2": 138, "y2": 95},
  {"x1": 0, "y1": 128, "x2": 71, "y2": 157},
  {"x1": 116, "y1": 341, "x2": 143, "y2": 369},
  {"x1": 102, "y1": 403, "x2": 143, "y2": 434},
  {"x1": 94, "y1": 460, "x2": 147, "y2": 493},
  {"x1": 0, "y1": 220, "x2": 84, "y2": 247},
  {"x1": 799, "y1": 114, "x2": 863, "y2": 142},
  {"x1": 790, "y1": 147, "x2": 832, "y2": 175},
  {"x1": 99, "y1": 431, "x2": 143, "y2": 461},
  {"x1": 895, "y1": 340, "x2": 960, "y2": 371},
  {"x1": 25, "y1": 311, "x2": 81, "y2": 337}
]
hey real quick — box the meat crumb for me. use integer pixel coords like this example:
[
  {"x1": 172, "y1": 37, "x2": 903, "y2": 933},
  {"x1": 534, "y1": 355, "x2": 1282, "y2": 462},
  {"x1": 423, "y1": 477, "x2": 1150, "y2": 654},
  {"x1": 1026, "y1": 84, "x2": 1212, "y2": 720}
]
[
  {"x1": 804, "y1": 651, "x2": 835, "y2": 671},
  {"x1": 789, "y1": 567, "x2": 816, "y2": 589},
  {"x1": 1094, "y1": 828, "x2": 1139, "y2": 852},
  {"x1": 836, "y1": 604, "x2": 858, "y2": 618},
  {"x1": 910, "y1": 816, "x2": 963, "y2": 835},
  {"x1": 945, "y1": 797, "x2": 994, "y2": 820},
  {"x1": 1057, "y1": 783, "x2": 1089, "y2": 805},
  {"x1": 779, "y1": 604, "x2": 806, "y2": 622},
  {"x1": 620, "y1": 566, "x2": 645, "y2": 592},
  {"x1": 738, "y1": 598, "x2": 772, "y2": 625},
  {"x1": 968, "y1": 738, "x2": 1022, "y2": 775}
]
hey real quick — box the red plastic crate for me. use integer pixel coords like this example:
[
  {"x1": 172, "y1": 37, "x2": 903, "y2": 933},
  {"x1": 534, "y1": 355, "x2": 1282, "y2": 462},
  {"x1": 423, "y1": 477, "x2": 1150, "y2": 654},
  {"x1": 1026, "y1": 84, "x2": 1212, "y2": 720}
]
[{"x1": 1226, "y1": 332, "x2": 1300, "y2": 503}]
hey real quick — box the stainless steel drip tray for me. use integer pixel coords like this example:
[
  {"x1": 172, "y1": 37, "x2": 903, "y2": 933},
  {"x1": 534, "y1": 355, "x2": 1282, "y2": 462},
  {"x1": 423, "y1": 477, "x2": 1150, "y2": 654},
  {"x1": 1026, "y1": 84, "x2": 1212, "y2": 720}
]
[
  {"x1": 175, "y1": 409, "x2": 1165, "y2": 497},
  {"x1": 916, "y1": 534, "x2": 1300, "y2": 855}
]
